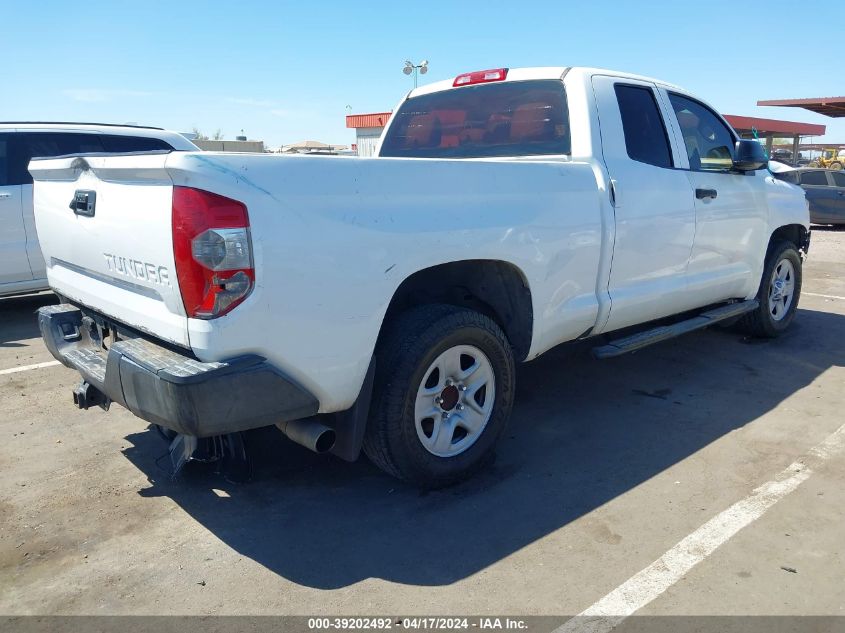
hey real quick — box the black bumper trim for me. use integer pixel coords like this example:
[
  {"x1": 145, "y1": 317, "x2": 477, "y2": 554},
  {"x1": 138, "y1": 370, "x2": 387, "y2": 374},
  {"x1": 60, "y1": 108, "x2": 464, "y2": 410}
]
[{"x1": 38, "y1": 304, "x2": 320, "y2": 437}]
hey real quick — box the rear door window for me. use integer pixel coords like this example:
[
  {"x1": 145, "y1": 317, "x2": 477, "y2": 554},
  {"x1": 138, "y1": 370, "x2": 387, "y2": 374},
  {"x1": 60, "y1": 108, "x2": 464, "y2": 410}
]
[
  {"x1": 830, "y1": 172, "x2": 845, "y2": 187},
  {"x1": 614, "y1": 84, "x2": 673, "y2": 168},
  {"x1": 800, "y1": 171, "x2": 829, "y2": 186},
  {"x1": 380, "y1": 80, "x2": 570, "y2": 158}
]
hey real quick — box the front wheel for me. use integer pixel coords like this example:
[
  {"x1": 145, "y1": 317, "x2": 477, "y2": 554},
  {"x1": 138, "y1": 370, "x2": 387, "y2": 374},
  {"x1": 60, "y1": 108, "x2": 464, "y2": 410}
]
[
  {"x1": 740, "y1": 241, "x2": 802, "y2": 337},
  {"x1": 363, "y1": 304, "x2": 515, "y2": 488}
]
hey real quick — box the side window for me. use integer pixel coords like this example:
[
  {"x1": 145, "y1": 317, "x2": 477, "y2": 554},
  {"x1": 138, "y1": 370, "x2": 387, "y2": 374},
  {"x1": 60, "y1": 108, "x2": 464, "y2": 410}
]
[
  {"x1": 100, "y1": 135, "x2": 172, "y2": 152},
  {"x1": 15, "y1": 133, "x2": 104, "y2": 184},
  {"x1": 0, "y1": 136, "x2": 9, "y2": 186},
  {"x1": 800, "y1": 171, "x2": 830, "y2": 186},
  {"x1": 831, "y1": 172, "x2": 845, "y2": 188},
  {"x1": 669, "y1": 93, "x2": 736, "y2": 172},
  {"x1": 614, "y1": 84, "x2": 673, "y2": 168}
]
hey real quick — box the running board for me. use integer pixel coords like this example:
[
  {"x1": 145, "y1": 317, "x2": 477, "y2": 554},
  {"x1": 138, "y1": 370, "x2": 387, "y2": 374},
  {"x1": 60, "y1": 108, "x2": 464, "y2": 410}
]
[{"x1": 592, "y1": 300, "x2": 759, "y2": 359}]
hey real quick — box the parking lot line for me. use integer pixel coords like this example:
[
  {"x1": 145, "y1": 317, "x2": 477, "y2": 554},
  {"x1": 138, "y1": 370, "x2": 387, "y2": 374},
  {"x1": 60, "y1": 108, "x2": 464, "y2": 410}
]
[
  {"x1": 555, "y1": 422, "x2": 845, "y2": 633},
  {"x1": 0, "y1": 360, "x2": 61, "y2": 375},
  {"x1": 804, "y1": 292, "x2": 845, "y2": 301}
]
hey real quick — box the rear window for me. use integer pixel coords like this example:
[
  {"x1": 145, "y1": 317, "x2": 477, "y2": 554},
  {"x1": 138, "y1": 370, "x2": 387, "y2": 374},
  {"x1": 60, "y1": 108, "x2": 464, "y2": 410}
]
[
  {"x1": 100, "y1": 135, "x2": 172, "y2": 152},
  {"x1": 379, "y1": 80, "x2": 570, "y2": 159},
  {"x1": 0, "y1": 135, "x2": 9, "y2": 186},
  {"x1": 13, "y1": 133, "x2": 105, "y2": 184},
  {"x1": 13, "y1": 132, "x2": 174, "y2": 185}
]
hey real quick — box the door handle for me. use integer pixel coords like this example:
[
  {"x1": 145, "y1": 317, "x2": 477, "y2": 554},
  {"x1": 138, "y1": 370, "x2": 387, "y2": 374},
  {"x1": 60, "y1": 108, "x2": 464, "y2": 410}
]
[
  {"x1": 69, "y1": 190, "x2": 96, "y2": 217},
  {"x1": 0, "y1": 192, "x2": 11, "y2": 199},
  {"x1": 609, "y1": 179, "x2": 621, "y2": 207},
  {"x1": 695, "y1": 188, "x2": 718, "y2": 200}
]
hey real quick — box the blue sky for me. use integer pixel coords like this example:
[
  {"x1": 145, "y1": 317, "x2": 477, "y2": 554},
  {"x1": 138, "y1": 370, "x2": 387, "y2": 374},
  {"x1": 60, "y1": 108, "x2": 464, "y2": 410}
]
[{"x1": 4, "y1": 0, "x2": 844, "y2": 148}]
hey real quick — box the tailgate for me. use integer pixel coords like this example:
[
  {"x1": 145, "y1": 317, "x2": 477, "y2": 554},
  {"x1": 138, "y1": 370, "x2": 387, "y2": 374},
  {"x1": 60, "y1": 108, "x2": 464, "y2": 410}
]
[{"x1": 29, "y1": 153, "x2": 188, "y2": 347}]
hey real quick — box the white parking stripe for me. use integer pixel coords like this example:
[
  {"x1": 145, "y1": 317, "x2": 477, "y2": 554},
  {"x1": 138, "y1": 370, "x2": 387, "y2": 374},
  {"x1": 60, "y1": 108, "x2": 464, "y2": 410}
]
[
  {"x1": 804, "y1": 292, "x2": 845, "y2": 301},
  {"x1": 555, "y1": 422, "x2": 845, "y2": 633},
  {"x1": 0, "y1": 360, "x2": 61, "y2": 375}
]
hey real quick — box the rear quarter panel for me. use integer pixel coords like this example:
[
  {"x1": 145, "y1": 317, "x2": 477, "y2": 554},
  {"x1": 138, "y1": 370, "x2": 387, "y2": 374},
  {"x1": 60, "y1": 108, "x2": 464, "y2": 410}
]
[{"x1": 165, "y1": 152, "x2": 603, "y2": 411}]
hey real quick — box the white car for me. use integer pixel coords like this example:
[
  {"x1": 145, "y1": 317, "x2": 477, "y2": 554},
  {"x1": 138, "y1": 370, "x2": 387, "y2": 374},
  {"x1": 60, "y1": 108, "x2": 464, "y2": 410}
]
[
  {"x1": 0, "y1": 123, "x2": 197, "y2": 297},
  {"x1": 29, "y1": 68, "x2": 809, "y2": 487}
]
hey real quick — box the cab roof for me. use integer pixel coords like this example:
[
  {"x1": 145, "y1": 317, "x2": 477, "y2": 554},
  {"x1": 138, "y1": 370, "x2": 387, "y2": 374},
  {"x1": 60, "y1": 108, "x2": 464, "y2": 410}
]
[{"x1": 407, "y1": 66, "x2": 685, "y2": 99}]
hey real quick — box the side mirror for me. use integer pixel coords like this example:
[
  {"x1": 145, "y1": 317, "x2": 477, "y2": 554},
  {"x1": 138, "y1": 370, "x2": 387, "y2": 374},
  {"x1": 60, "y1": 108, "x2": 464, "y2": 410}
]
[{"x1": 733, "y1": 139, "x2": 768, "y2": 172}]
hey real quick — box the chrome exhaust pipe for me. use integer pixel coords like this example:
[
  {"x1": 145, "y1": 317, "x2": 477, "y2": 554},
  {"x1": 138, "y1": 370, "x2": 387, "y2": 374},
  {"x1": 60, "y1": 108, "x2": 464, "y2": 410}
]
[{"x1": 276, "y1": 417, "x2": 336, "y2": 454}]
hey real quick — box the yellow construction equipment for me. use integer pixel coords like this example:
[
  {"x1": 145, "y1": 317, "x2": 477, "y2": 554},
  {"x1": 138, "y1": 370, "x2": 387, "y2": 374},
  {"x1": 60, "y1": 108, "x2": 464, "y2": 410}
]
[{"x1": 809, "y1": 148, "x2": 845, "y2": 170}]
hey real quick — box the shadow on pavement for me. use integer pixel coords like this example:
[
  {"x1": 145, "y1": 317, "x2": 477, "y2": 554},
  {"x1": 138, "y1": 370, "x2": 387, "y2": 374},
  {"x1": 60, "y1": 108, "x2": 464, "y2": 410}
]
[
  {"x1": 123, "y1": 307, "x2": 845, "y2": 589},
  {"x1": 0, "y1": 293, "x2": 57, "y2": 347}
]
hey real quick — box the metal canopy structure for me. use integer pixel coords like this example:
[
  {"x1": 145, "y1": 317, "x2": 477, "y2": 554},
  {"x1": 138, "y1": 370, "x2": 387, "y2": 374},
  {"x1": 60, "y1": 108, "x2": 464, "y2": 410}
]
[
  {"x1": 722, "y1": 115, "x2": 826, "y2": 166},
  {"x1": 757, "y1": 97, "x2": 845, "y2": 118},
  {"x1": 722, "y1": 115, "x2": 825, "y2": 137}
]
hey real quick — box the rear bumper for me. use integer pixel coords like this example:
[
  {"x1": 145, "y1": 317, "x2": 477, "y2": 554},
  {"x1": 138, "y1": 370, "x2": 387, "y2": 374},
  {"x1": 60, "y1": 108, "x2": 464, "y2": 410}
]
[{"x1": 38, "y1": 304, "x2": 319, "y2": 437}]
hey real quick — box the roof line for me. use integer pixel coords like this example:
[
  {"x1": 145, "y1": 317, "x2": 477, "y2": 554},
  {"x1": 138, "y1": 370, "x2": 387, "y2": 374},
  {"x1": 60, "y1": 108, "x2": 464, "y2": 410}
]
[{"x1": 0, "y1": 121, "x2": 164, "y2": 130}]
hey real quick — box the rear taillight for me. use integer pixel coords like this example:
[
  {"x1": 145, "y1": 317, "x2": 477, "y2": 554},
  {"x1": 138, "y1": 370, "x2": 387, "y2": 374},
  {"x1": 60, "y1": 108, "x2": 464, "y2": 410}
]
[
  {"x1": 453, "y1": 68, "x2": 508, "y2": 87},
  {"x1": 172, "y1": 186, "x2": 254, "y2": 319}
]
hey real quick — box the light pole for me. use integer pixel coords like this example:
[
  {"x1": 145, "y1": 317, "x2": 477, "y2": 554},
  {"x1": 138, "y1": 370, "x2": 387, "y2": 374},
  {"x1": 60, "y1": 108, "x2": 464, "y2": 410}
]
[{"x1": 403, "y1": 60, "x2": 429, "y2": 88}]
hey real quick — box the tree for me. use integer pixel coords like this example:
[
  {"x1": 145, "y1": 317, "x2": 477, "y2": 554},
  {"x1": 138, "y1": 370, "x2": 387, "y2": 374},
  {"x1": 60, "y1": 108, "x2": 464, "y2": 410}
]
[{"x1": 192, "y1": 128, "x2": 224, "y2": 141}]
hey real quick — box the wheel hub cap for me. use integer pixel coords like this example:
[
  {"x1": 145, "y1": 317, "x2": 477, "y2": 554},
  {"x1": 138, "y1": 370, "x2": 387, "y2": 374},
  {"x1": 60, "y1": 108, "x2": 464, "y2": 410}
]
[
  {"x1": 768, "y1": 258, "x2": 795, "y2": 322},
  {"x1": 414, "y1": 344, "x2": 496, "y2": 458},
  {"x1": 439, "y1": 385, "x2": 460, "y2": 411}
]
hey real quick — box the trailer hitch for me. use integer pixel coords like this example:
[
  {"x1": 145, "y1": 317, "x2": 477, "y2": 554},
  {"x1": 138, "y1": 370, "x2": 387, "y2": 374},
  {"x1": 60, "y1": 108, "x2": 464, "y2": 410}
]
[{"x1": 72, "y1": 381, "x2": 111, "y2": 411}]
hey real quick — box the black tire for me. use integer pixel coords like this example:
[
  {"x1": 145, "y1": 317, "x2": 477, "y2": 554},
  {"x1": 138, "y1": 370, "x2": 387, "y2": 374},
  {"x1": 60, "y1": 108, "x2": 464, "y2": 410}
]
[
  {"x1": 830, "y1": 161, "x2": 843, "y2": 171},
  {"x1": 363, "y1": 304, "x2": 515, "y2": 488},
  {"x1": 740, "y1": 241, "x2": 802, "y2": 338}
]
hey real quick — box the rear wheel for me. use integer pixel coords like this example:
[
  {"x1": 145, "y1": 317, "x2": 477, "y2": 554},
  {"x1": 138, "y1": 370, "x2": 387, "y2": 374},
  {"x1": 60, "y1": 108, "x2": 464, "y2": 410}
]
[
  {"x1": 363, "y1": 304, "x2": 515, "y2": 488},
  {"x1": 830, "y1": 161, "x2": 843, "y2": 171},
  {"x1": 740, "y1": 241, "x2": 802, "y2": 337}
]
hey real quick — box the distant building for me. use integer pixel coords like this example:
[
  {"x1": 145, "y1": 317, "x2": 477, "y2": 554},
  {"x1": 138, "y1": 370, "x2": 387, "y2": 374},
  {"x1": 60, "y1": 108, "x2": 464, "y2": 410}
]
[
  {"x1": 346, "y1": 112, "x2": 392, "y2": 157},
  {"x1": 279, "y1": 140, "x2": 349, "y2": 154},
  {"x1": 194, "y1": 139, "x2": 265, "y2": 153}
]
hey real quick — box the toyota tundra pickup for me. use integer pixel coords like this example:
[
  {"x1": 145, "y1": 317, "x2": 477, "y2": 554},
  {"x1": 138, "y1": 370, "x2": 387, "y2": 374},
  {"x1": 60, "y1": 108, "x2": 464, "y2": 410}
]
[{"x1": 30, "y1": 67, "x2": 810, "y2": 487}]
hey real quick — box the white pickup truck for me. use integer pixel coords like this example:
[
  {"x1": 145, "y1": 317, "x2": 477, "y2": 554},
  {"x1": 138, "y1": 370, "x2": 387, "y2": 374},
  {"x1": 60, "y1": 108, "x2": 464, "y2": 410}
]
[{"x1": 31, "y1": 67, "x2": 809, "y2": 487}]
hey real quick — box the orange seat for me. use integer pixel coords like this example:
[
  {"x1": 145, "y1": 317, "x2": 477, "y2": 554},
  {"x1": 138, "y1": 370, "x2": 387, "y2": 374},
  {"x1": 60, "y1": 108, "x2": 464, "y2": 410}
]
[
  {"x1": 510, "y1": 102, "x2": 553, "y2": 141},
  {"x1": 405, "y1": 114, "x2": 440, "y2": 147}
]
